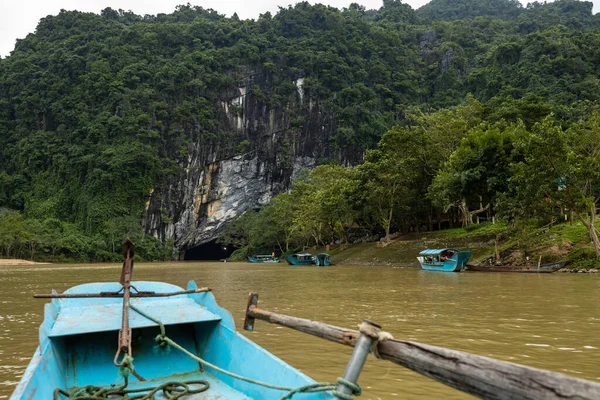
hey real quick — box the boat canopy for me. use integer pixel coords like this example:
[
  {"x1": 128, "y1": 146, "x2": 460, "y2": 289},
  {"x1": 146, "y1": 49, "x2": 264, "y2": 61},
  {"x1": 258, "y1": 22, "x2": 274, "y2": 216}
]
[
  {"x1": 255, "y1": 255, "x2": 274, "y2": 258},
  {"x1": 294, "y1": 253, "x2": 313, "y2": 257},
  {"x1": 419, "y1": 248, "x2": 459, "y2": 256}
]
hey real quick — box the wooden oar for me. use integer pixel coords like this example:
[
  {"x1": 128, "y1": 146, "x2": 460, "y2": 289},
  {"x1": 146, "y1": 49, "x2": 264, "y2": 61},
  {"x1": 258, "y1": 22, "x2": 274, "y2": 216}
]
[{"x1": 244, "y1": 292, "x2": 600, "y2": 400}]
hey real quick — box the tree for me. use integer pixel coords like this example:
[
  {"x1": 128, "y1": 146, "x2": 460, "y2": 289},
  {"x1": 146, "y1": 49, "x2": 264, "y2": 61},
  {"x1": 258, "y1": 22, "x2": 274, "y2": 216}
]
[
  {"x1": 358, "y1": 127, "x2": 425, "y2": 241},
  {"x1": 566, "y1": 113, "x2": 600, "y2": 255},
  {"x1": 429, "y1": 123, "x2": 521, "y2": 226},
  {"x1": 269, "y1": 193, "x2": 300, "y2": 253},
  {"x1": 501, "y1": 114, "x2": 600, "y2": 255}
]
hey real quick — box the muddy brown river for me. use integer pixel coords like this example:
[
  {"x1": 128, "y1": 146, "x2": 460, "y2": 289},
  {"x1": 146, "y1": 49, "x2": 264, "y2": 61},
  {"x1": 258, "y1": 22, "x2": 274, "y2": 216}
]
[{"x1": 1, "y1": 262, "x2": 599, "y2": 399}]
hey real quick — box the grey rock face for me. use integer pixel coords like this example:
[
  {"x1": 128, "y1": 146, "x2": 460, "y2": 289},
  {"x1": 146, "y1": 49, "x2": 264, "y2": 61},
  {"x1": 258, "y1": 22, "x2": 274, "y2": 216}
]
[
  {"x1": 441, "y1": 47, "x2": 455, "y2": 72},
  {"x1": 142, "y1": 71, "x2": 340, "y2": 256},
  {"x1": 419, "y1": 30, "x2": 439, "y2": 62}
]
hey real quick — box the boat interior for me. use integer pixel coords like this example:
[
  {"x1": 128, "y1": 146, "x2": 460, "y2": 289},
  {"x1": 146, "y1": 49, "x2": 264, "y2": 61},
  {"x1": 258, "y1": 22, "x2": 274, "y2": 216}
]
[{"x1": 14, "y1": 281, "x2": 330, "y2": 399}]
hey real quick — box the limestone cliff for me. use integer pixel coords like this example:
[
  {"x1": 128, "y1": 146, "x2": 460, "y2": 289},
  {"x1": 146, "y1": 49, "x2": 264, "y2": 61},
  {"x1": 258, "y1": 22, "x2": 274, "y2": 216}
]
[{"x1": 143, "y1": 71, "x2": 348, "y2": 256}]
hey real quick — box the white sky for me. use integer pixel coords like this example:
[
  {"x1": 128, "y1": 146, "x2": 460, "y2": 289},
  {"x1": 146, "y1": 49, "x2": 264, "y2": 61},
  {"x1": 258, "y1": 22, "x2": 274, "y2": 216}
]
[{"x1": 1, "y1": 0, "x2": 599, "y2": 58}]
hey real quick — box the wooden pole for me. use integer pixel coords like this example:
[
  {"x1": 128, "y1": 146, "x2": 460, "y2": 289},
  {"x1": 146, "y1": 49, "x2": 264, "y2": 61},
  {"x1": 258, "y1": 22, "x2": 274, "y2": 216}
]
[
  {"x1": 118, "y1": 239, "x2": 134, "y2": 356},
  {"x1": 245, "y1": 304, "x2": 600, "y2": 400},
  {"x1": 34, "y1": 288, "x2": 211, "y2": 299}
]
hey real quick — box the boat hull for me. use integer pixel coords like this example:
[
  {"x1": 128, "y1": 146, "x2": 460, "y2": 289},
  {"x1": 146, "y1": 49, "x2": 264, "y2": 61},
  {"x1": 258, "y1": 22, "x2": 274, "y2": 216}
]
[
  {"x1": 285, "y1": 256, "x2": 313, "y2": 266},
  {"x1": 466, "y1": 262, "x2": 565, "y2": 273},
  {"x1": 285, "y1": 255, "x2": 314, "y2": 265},
  {"x1": 11, "y1": 281, "x2": 333, "y2": 399},
  {"x1": 247, "y1": 256, "x2": 280, "y2": 263}
]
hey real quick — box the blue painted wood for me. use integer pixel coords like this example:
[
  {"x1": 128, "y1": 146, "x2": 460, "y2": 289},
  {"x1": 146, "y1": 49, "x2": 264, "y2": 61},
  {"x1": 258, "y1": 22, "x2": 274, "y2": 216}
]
[
  {"x1": 12, "y1": 280, "x2": 335, "y2": 399},
  {"x1": 50, "y1": 297, "x2": 221, "y2": 337},
  {"x1": 417, "y1": 248, "x2": 472, "y2": 272},
  {"x1": 315, "y1": 253, "x2": 331, "y2": 267},
  {"x1": 285, "y1": 253, "x2": 314, "y2": 266}
]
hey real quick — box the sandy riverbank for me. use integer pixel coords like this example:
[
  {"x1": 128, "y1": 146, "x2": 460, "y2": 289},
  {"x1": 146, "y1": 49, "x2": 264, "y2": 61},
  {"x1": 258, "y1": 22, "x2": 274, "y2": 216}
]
[{"x1": 0, "y1": 259, "x2": 50, "y2": 266}]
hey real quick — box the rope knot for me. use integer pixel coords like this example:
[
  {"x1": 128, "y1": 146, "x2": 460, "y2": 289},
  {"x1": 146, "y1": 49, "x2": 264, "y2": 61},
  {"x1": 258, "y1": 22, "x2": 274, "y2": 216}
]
[
  {"x1": 155, "y1": 334, "x2": 169, "y2": 348},
  {"x1": 118, "y1": 354, "x2": 134, "y2": 378},
  {"x1": 358, "y1": 322, "x2": 394, "y2": 359},
  {"x1": 332, "y1": 378, "x2": 362, "y2": 399}
]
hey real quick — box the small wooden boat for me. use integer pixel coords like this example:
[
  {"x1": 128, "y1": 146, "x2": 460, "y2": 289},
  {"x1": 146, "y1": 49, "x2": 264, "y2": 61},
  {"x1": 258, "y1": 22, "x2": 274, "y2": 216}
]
[
  {"x1": 417, "y1": 248, "x2": 472, "y2": 272},
  {"x1": 247, "y1": 255, "x2": 280, "y2": 263},
  {"x1": 12, "y1": 242, "x2": 335, "y2": 400},
  {"x1": 314, "y1": 253, "x2": 331, "y2": 267},
  {"x1": 285, "y1": 253, "x2": 314, "y2": 266},
  {"x1": 466, "y1": 261, "x2": 565, "y2": 273}
]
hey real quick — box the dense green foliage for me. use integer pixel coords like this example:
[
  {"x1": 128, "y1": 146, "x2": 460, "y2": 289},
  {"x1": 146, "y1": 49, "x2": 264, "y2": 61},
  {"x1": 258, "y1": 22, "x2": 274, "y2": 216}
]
[
  {"x1": 417, "y1": 0, "x2": 523, "y2": 21},
  {"x1": 1, "y1": 0, "x2": 600, "y2": 261},
  {"x1": 223, "y1": 103, "x2": 600, "y2": 260}
]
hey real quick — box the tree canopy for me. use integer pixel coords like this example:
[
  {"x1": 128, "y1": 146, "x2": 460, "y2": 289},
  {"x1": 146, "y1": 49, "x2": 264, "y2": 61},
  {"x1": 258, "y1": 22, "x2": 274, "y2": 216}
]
[{"x1": 1, "y1": 0, "x2": 600, "y2": 261}]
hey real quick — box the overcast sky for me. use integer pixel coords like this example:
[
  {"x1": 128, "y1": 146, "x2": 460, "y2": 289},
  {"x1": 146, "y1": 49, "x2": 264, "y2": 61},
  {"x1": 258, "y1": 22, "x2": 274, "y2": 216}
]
[{"x1": 1, "y1": 0, "x2": 599, "y2": 58}]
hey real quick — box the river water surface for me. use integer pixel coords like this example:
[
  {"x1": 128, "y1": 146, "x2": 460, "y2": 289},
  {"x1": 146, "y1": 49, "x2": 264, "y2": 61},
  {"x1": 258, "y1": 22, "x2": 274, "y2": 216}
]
[{"x1": 1, "y1": 261, "x2": 599, "y2": 399}]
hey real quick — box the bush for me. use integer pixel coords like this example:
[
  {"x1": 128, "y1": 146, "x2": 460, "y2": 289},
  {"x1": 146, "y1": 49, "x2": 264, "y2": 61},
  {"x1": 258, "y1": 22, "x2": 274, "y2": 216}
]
[
  {"x1": 567, "y1": 247, "x2": 598, "y2": 262},
  {"x1": 566, "y1": 246, "x2": 600, "y2": 270}
]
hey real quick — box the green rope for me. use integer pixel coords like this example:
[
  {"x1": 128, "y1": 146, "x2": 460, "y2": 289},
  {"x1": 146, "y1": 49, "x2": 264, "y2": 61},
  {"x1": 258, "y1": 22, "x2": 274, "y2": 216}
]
[
  {"x1": 118, "y1": 354, "x2": 134, "y2": 377},
  {"x1": 53, "y1": 377, "x2": 209, "y2": 399},
  {"x1": 128, "y1": 301, "x2": 361, "y2": 399}
]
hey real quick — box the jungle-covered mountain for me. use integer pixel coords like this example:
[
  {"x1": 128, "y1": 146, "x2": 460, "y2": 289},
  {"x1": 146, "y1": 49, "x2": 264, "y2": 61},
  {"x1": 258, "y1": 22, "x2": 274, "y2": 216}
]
[{"x1": 0, "y1": 0, "x2": 599, "y2": 261}]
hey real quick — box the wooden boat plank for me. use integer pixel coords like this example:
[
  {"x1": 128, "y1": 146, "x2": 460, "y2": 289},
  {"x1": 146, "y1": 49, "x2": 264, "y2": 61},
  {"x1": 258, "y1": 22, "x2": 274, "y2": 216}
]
[{"x1": 49, "y1": 298, "x2": 221, "y2": 337}]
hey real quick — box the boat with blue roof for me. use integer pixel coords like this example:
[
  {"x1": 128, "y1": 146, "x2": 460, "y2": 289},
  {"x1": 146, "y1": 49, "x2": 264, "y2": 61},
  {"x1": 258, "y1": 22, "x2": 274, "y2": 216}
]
[
  {"x1": 285, "y1": 253, "x2": 314, "y2": 266},
  {"x1": 314, "y1": 253, "x2": 331, "y2": 266},
  {"x1": 417, "y1": 248, "x2": 472, "y2": 272}
]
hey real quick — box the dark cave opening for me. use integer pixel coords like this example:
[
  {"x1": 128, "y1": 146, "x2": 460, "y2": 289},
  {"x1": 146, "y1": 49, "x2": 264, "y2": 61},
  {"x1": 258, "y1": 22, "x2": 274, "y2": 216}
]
[{"x1": 184, "y1": 240, "x2": 237, "y2": 260}]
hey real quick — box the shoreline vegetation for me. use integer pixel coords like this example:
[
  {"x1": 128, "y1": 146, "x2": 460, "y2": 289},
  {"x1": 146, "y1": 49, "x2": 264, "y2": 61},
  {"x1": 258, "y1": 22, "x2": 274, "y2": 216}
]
[
  {"x1": 1, "y1": 1, "x2": 600, "y2": 266},
  {"x1": 234, "y1": 220, "x2": 600, "y2": 272}
]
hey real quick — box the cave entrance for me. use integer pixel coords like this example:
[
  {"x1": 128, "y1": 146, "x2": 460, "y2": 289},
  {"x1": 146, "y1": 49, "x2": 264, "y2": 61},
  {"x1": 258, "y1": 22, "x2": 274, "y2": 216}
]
[{"x1": 184, "y1": 240, "x2": 237, "y2": 260}]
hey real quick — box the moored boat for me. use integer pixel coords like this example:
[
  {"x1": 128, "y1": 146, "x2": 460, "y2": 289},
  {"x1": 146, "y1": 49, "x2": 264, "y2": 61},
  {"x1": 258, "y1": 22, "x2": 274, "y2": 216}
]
[
  {"x1": 315, "y1": 253, "x2": 331, "y2": 266},
  {"x1": 247, "y1": 254, "x2": 280, "y2": 263},
  {"x1": 417, "y1": 248, "x2": 472, "y2": 272},
  {"x1": 285, "y1": 253, "x2": 314, "y2": 266},
  {"x1": 11, "y1": 243, "x2": 335, "y2": 400},
  {"x1": 466, "y1": 261, "x2": 565, "y2": 273}
]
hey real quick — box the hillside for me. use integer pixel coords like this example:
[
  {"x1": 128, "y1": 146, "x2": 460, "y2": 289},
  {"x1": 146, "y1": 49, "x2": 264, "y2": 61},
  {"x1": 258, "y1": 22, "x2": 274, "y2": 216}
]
[
  {"x1": 1, "y1": 0, "x2": 599, "y2": 261},
  {"x1": 417, "y1": 0, "x2": 523, "y2": 21}
]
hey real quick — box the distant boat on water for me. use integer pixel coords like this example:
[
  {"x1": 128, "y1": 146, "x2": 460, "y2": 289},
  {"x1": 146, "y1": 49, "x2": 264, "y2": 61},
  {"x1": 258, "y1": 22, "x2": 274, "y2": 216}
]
[
  {"x1": 314, "y1": 253, "x2": 331, "y2": 266},
  {"x1": 417, "y1": 248, "x2": 472, "y2": 272},
  {"x1": 285, "y1": 253, "x2": 314, "y2": 266},
  {"x1": 466, "y1": 261, "x2": 565, "y2": 273},
  {"x1": 247, "y1": 255, "x2": 280, "y2": 263}
]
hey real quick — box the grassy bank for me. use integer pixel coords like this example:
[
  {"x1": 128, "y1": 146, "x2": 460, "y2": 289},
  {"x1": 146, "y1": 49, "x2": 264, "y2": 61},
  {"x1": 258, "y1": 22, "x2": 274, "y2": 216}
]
[{"x1": 321, "y1": 221, "x2": 600, "y2": 271}]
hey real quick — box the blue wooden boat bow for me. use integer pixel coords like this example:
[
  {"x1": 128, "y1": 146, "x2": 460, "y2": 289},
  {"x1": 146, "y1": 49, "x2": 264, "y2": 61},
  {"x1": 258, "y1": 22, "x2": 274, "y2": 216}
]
[{"x1": 12, "y1": 241, "x2": 361, "y2": 400}]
